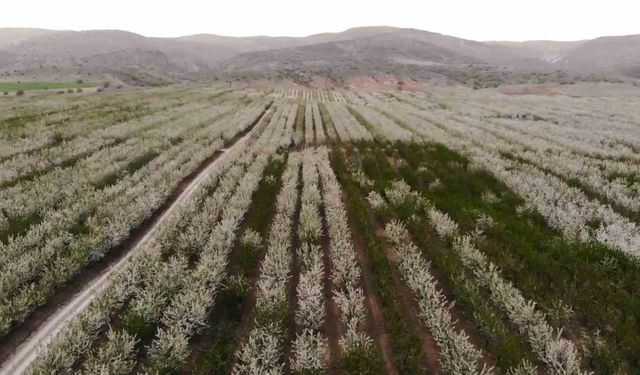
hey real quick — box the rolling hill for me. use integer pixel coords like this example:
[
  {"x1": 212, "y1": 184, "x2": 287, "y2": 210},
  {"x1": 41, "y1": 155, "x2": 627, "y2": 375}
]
[{"x1": 0, "y1": 26, "x2": 638, "y2": 86}]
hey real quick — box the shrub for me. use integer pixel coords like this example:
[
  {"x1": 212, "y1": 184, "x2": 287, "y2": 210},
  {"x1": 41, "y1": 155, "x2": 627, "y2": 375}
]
[
  {"x1": 76, "y1": 88, "x2": 83, "y2": 93},
  {"x1": 2, "y1": 91, "x2": 7, "y2": 95},
  {"x1": 16, "y1": 89, "x2": 25, "y2": 96},
  {"x1": 76, "y1": 78, "x2": 84, "y2": 84},
  {"x1": 66, "y1": 88, "x2": 74, "y2": 93},
  {"x1": 103, "y1": 81, "x2": 111, "y2": 88}
]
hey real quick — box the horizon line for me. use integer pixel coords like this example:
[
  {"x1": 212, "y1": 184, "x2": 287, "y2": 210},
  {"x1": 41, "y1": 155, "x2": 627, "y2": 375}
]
[{"x1": 2, "y1": 25, "x2": 639, "y2": 43}]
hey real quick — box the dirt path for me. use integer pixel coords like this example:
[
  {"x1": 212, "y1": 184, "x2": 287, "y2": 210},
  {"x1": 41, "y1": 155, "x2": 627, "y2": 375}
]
[{"x1": 0, "y1": 119, "x2": 262, "y2": 375}]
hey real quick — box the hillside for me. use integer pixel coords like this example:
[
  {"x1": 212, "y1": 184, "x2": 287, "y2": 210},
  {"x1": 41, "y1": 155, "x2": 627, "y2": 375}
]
[
  {"x1": 489, "y1": 40, "x2": 586, "y2": 63},
  {"x1": 558, "y1": 35, "x2": 640, "y2": 77},
  {"x1": 0, "y1": 26, "x2": 639, "y2": 85},
  {"x1": 492, "y1": 35, "x2": 640, "y2": 77},
  {"x1": 218, "y1": 32, "x2": 487, "y2": 81},
  {"x1": 0, "y1": 28, "x2": 59, "y2": 49}
]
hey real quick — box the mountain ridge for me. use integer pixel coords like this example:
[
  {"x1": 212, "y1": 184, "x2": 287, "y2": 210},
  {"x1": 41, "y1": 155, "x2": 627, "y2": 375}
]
[{"x1": 1, "y1": 26, "x2": 638, "y2": 86}]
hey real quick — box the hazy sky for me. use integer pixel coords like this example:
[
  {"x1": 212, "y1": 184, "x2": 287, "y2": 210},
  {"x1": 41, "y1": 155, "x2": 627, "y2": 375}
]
[{"x1": 4, "y1": 0, "x2": 639, "y2": 41}]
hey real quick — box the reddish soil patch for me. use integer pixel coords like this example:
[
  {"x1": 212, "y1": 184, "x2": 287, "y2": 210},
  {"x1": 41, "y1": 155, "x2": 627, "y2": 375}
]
[
  {"x1": 308, "y1": 76, "x2": 336, "y2": 90},
  {"x1": 498, "y1": 84, "x2": 560, "y2": 96},
  {"x1": 345, "y1": 74, "x2": 424, "y2": 92},
  {"x1": 397, "y1": 79, "x2": 422, "y2": 92}
]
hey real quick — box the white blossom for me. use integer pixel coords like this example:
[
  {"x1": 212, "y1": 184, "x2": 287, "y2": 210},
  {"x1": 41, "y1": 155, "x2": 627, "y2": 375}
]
[
  {"x1": 82, "y1": 328, "x2": 138, "y2": 375},
  {"x1": 241, "y1": 228, "x2": 263, "y2": 249},
  {"x1": 384, "y1": 220, "x2": 491, "y2": 375},
  {"x1": 235, "y1": 152, "x2": 301, "y2": 374},
  {"x1": 316, "y1": 147, "x2": 372, "y2": 354}
]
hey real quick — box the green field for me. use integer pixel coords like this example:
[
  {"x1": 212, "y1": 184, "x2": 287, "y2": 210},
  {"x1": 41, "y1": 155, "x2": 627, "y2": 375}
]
[{"x1": 0, "y1": 81, "x2": 99, "y2": 92}]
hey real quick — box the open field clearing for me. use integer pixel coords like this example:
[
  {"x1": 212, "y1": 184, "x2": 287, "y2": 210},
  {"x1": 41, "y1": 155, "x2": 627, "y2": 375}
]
[
  {"x1": 0, "y1": 82, "x2": 100, "y2": 93},
  {"x1": 0, "y1": 83, "x2": 639, "y2": 374}
]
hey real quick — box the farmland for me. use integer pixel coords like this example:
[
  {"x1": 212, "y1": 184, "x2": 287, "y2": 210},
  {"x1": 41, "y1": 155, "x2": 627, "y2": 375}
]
[
  {"x1": 0, "y1": 81, "x2": 100, "y2": 93},
  {"x1": 0, "y1": 83, "x2": 639, "y2": 375}
]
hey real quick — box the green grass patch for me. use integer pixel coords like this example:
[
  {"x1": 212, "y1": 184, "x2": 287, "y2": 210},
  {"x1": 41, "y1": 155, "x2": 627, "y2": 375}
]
[
  {"x1": 383, "y1": 141, "x2": 640, "y2": 374},
  {"x1": 0, "y1": 211, "x2": 43, "y2": 244},
  {"x1": 0, "y1": 81, "x2": 100, "y2": 92},
  {"x1": 331, "y1": 147, "x2": 426, "y2": 374},
  {"x1": 346, "y1": 144, "x2": 536, "y2": 371}
]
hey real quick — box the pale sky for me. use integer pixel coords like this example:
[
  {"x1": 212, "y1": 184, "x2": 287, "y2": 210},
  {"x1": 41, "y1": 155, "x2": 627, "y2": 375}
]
[{"x1": 3, "y1": 0, "x2": 640, "y2": 41}]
